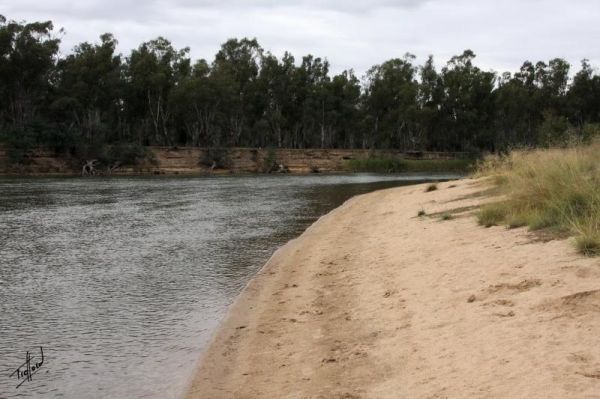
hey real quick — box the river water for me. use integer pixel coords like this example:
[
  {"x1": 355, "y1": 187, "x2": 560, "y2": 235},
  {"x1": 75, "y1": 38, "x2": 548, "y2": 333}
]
[{"x1": 0, "y1": 174, "x2": 456, "y2": 398}]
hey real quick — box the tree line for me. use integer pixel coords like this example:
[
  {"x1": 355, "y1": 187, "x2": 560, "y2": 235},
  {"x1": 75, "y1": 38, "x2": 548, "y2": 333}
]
[{"x1": 2, "y1": 15, "x2": 600, "y2": 163}]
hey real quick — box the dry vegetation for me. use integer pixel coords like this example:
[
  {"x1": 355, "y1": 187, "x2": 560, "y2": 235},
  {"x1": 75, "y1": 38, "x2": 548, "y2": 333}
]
[
  {"x1": 476, "y1": 142, "x2": 600, "y2": 256},
  {"x1": 425, "y1": 183, "x2": 439, "y2": 192}
]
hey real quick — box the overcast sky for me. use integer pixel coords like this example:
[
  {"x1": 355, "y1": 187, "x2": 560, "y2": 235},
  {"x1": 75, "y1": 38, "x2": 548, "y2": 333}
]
[{"x1": 4, "y1": 0, "x2": 600, "y2": 77}]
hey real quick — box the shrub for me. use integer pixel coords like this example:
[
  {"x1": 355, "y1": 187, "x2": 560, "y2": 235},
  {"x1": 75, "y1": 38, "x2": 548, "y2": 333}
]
[
  {"x1": 202, "y1": 147, "x2": 231, "y2": 169},
  {"x1": 440, "y1": 213, "x2": 453, "y2": 221},
  {"x1": 345, "y1": 157, "x2": 407, "y2": 173},
  {"x1": 425, "y1": 183, "x2": 438, "y2": 192},
  {"x1": 263, "y1": 147, "x2": 278, "y2": 173},
  {"x1": 105, "y1": 143, "x2": 151, "y2": 166},
  {"x1": 345, "y1": 157, "x2": 474, "y2": 173},
  {"x1": 1, "y1": 126, "x2": 36, "y2": 164}
]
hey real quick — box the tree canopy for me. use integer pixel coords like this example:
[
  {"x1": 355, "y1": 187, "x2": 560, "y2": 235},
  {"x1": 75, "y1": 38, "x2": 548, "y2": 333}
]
[{"x1": 2, "y1": 15, "x2": 600, "y2": 159}]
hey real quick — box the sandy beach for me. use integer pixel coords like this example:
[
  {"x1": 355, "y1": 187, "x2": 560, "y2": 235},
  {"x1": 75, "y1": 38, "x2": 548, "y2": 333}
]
[{"x1": 185, "y1": 178, "x2": 600, "y2": 398}]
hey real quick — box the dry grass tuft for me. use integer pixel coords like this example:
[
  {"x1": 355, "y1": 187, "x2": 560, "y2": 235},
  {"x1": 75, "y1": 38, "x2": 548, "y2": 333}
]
[{"x1": 476, "y1": 142, "x2": 600, "y2": 256}]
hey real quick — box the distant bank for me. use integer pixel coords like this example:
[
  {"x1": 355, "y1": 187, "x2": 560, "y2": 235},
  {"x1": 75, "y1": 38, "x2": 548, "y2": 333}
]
[{"x1": 0, "y1": 146, "x2": 472, "y2": 177}]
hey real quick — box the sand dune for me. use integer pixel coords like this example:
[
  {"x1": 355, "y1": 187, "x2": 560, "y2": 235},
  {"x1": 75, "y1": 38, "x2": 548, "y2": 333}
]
[{"x1": 185, "y1": 178, "x2": 600, "y2": 398}]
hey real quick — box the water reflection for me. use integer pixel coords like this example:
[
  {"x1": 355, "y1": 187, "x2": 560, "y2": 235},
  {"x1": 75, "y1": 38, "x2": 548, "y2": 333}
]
[{"x1": 0, "y1": 173, "x2": 457, "y2": 398}]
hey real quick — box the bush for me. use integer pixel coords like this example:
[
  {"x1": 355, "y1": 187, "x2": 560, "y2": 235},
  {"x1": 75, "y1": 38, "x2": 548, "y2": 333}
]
[
  {"x1": 68, "y1": 142, "x2": 153, "y2": 170},
  {"x1": 105, "y1": 143, "x2": 152, "y2": 166},
  {"x1": 440, "y1": 213, "x2": 453, "y2": 221},
  {"x1": 581, "y1": 123, "x2": 600, "y2": 143},
  {"x1": 1, "y1": 125, "x2": 37, "y2": 164},
  {"x1": 345, "y1": 157, "x2": 474, "y2": 173},
  {"x1": 263, "y1": 147, "x2": 278, "y2": 172},
  {"x1": 345, "y1": 156, "x2": 407, "y2": 173},
  {"x1": 426, "y1": 183, "x2": 438, "y2": 192},
  {"x1": 536, "y1": 111, "x2": 570, "y2": 147},
  {"x1": 202, "y1": 147, "x2": 231, "y2": 169}
]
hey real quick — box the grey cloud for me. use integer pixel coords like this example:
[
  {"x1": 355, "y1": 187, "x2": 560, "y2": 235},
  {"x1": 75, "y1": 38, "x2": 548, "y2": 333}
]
[
  {"x1": 6, "y1": 0, "x2": 431, "y2": 22},
  {"x1": 170, "y1": 0, "x2": 431, "y2": 12},
  {"x1": 4, "y1": 0, "x2": 600, "y2": 77}
]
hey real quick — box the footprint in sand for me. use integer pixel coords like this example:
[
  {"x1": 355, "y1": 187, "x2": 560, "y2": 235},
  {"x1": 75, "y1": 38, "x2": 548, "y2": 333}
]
[
  {"x1": 483, "y1": 299, "x2": 515, "y2": 308},
  {"x1": 540, "y1": 289, "x2": 600, "y2": 316},
  {"x1": 492, "y1": 311, "x2": 515, "y2": 318},
  {"x1": 567, "y1": 352, "x2": 593, "y2": 364},
  {"x1": 487, "y1": 279, "x2": 542, "y2": 294}
]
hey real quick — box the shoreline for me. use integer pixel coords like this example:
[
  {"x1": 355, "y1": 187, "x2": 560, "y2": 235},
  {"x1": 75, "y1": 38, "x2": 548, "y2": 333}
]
[
  {"x1": 185, "y1": 178, "x2": 600, "y2": 398},
  {"x1": 0, "y1": 146, "x2": 472, "y2": 177}
]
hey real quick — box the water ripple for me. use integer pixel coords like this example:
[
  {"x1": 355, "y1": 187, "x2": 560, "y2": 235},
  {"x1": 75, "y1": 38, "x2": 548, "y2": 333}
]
[{"x1": 0, "y1": 173, "x2": 456, "y2": 398}]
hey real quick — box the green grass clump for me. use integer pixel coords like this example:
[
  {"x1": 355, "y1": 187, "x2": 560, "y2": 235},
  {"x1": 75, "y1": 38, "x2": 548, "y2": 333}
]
[
  {"x1": 345, "y1": 157, "x2": 473, "y2": 173},
  {"x1": 478, "y1": 203, "x2": 508, "y2": 227},
  {"x1": 440, "y1": 213, "x2": 453, "y2": 221},
  {"x1": 476, "y1": 141, "x2": 600, "y2": 256},
  {"x1": 425, "y1": 183, "x2": 438, "y2": 192},
  {"x1": 506, "y1": 213, "x2": 529, "y2": 229},
  {"x1": 403, "y1": 159, "x2": 474, "y2": 173},
  {"x1": 344, "y1": 157, "x2": 406, "y2": 173},
  {"x1": 418, "y1": 209, "x2": 426, "y2": 217},
  {"x1": 576, "y1": 235, "x2": 600, "y2": 256}
]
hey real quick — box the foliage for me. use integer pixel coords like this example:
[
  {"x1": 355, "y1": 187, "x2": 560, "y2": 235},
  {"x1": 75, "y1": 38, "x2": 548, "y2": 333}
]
[
  {"x1": 104, "y1": 143, "x2": 153, "y2": 166},
  {"x1": 3, "y1": 15, "x2": 600, "y2": 161},
  {"x1": 345, "y1": 157, "x2": 473, "y2": 173},
  {"x1": 440, "y1": 213, "x2": 453, "y2": 221},
  {"x1": 202, "y1": 147, "x2": 231, "y2": 169},
  {"x1": 69, "y1": 142, "x2": 152, "y2": 167},
  {"x1": 402, "y1": 159, "x2": 474, "y2": 172},
  {"x1": 345, "y1": 157, "x2": 407, "y2": 173},
  {"x1": 425, "y1": 183, "x2": 438, "y2": 192},
  {"x1": 478, "y1": 203, "x2": 509, "y2": 227},
  {"x1": 476, "y1": 142, "x2": 600, "y2": 256},
  {"x1": 262, "y1": 147, "x2": 278, "y2": 172}
]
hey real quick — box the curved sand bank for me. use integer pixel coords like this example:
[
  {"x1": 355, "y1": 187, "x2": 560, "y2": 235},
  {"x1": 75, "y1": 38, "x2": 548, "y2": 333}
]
[{"x1": 185, "y1": 178, "x2": 600, "y2": 398}]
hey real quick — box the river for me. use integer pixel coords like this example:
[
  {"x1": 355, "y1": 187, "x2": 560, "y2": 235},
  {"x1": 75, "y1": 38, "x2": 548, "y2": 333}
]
[{"x1": 0, "y1": 173, "x2": 457, "y2": 398}]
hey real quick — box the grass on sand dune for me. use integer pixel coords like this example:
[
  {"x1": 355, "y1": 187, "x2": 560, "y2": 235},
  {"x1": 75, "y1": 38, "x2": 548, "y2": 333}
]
[{"x1": 476, "y1": 142, "x2": 600, "y2": 256}]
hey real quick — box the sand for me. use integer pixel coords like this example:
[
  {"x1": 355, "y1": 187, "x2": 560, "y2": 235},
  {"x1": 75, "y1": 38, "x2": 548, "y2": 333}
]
[{"x1": 185, "y1": 178, "x2": 600, "y2": 398}]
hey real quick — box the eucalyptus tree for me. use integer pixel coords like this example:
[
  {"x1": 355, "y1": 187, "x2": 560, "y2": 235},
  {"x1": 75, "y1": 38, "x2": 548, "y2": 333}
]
[
  {"x1": 125, "y1": 37, "x2": 190, "y2": 145},
  {"x1": 255, "y1": 51, "x2": 296, "y2": 147},
  {"x1": 170, "y1": 59, "x2": 232, "y2": 146},
  {"x1": 440, "y1": 50, "x2": 496, "y2": 151},
  {"x1": 363, "y1": 54, "x2": 419, "y2": 149},
  {"x1": 4, "y1": 13, "x2": 600, "y2": 159},
  {"x1": 211, "y1": 38, "x2": 263, "y2": 146},
  {"x1": 288, "y1": 55, "x2": 330, "y2": 148},
  {"x1": 493, "y1": 72, "x2": 529, "y2": 148},
  {"x1": 417, "y1": 56, "x2": 444, "y2": 150},
  {"x1": 568, "y1": 60, "x2": 600, "y2": 128},
  {"x1": 0, "y1": 15, "x2": 60, "y2": 135},
  {"x1": 324, "y1": 70, "x2": 362, "y2": 148},
  {"x1": 53, "y1": 33, "x2": 123, "y2": 144}
]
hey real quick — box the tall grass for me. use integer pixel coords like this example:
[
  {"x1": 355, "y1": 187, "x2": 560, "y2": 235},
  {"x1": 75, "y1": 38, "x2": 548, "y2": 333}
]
[
  {"x1": 345, "y1": 157, "x2": 473, "y2": 173},
  {"x1": 476, "y1": 142, "x2": 600, "y2": 256}
]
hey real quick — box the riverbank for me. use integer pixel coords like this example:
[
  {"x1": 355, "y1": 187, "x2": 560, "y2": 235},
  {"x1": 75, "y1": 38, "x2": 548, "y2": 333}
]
[
  {"x1": 0, "y1": 146, "x2": 470, "y2": 176},
  {"x1": 185, "y1": 177, "x2": 600, "y2": 398}
]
